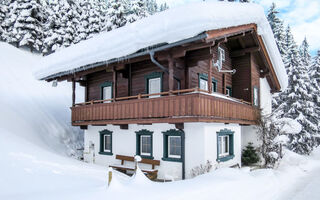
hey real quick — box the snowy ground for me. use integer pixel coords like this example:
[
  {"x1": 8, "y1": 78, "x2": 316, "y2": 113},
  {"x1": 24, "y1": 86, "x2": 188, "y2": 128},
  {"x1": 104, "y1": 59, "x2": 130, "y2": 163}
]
[{"x1": 1, "y1": 43, "x2": 320, "y2": 200}]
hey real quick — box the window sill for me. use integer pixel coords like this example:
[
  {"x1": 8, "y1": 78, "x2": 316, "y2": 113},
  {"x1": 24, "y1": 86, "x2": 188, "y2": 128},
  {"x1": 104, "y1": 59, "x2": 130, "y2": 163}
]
[
  {"x1": 139, "y1": 155, "x2": 154, "y2": 160},
  {"x1": 162, "y1": 157, "x2": 182, "y2": 162},
  {"x1": 217, "y1": 155, "x2": 234, "y2": 162},
  {"x1": 99, "y1": 151, "x2": 113, "y2": 156}
]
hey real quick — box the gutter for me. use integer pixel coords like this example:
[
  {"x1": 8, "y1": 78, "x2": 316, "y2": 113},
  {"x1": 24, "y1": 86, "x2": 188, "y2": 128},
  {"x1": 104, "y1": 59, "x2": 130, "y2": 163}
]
[
  {"x1": 149, "y1": 52, "x2": 181, "y2": 90},
  {"x1": 182, "y1": 130, "x2": 186, "y2": 180},
  {"x1": 41, "y1": 33, "x2": 208, "y2": 81}
]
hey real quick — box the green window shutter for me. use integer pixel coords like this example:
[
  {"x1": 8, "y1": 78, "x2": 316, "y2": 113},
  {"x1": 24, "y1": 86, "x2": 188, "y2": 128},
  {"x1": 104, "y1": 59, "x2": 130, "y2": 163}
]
[
  {"x1": 100, "y1": 81, "x2": 113, "y2": 100},
  {"x1": 99, "y1": 129, "x2": 113, "y2": 155},
  {"x1": 162, "y1": 129, "x2": 184, "y2": 162},
  {"x1": 135, "y1": 129, "x2": 154, "y2": 159},
  {"x1": 144, "y1": 72, "x2": 163, "y2": 94}
]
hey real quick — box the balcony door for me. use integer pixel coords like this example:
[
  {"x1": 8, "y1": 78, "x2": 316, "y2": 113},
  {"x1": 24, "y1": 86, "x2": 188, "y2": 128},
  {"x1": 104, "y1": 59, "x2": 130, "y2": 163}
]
[{"x1": 148, "y1": 77, "x2": 161, "y2": 98}]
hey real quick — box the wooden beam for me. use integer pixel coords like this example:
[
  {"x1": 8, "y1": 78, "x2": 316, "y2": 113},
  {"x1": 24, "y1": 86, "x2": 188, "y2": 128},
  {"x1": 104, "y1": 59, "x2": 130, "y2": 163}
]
[
  {"x1": 112, "y1": 67, "x2": 117, "y2": 101},
  {"x1": 222, "y1": 74, "x2": 226, "y2": 94},
  {"x1": 72, "y1": 79, "x2": 76, "y2": 106},
  {"x1": 128, "y1": 64, "x2": 132, "y2": 96},
  {"x1": 174, "y1": 123, "x2": 184, "y2": 130},
  {"x1": 80, "y1": 125, "x2": 87, "y2": 130},
  {"x1": 230, "y1": 46, "x2": 260, "y2": 57},
  {"x1": 206, "y1": 24, "x2": 256, "y2": 42},
  {"x1": 168, "y1": 54, "x2": 174, "y2": 92},
  {"x1": 120, "y1": 124, "x2": 128, "y2": 130},
  {"x1": 238, "y1": 37, "x2": 246, "y2": 49},
  {"x1": 208, "y1": 57, "x2": 213, "y2": 93}
]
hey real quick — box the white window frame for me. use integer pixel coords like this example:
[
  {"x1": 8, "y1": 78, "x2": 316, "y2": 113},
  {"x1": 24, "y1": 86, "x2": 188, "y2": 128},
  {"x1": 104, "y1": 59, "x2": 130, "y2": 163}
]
[
  {"x1": 226, "y1": 87, "x2": 231, "y2": 96},
  {"x1": 199, "y1": 78, "x2": 208, "y2": 91},
  {"x1": 218, "y1": 47, "x2": 225, "y2": 62},
  {"x1": 140, "y1": 135, "x2": 152, "y2": 156},
  {"x1": 102, "y1": 86, "x2": 112, "y2": 103},
  {"x1": 104, "y1": 134, "x2": 111, "y2": 152},
  {"x1": 218, "y1": 135, "x2": 229, "y2": 157},
  {"x1": 168, "y1": 136, "x2": 181, "y2": 159},
  {"x1": 148, "y1": 77, "x2": 161, "y2": 98}
]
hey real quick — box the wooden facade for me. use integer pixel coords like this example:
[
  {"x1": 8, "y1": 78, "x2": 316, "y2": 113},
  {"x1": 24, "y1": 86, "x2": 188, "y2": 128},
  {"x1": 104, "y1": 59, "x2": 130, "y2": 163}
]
[{"x1": 49, "y1": 24, "x2": 282, "y2": 127}]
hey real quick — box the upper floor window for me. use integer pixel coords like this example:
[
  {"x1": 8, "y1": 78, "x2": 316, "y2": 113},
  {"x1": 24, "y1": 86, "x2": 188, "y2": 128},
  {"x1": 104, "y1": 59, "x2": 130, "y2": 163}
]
[
  {"x1": 199, "y1": 73, "x2": 217, "y2": 92},
  {"x1": 145, "y1": 72, "x2": 163, "y2": 98},
  {"x1": 136, "y1": 129, "x2": 153, "y2": 159},
  {"x1": 226, "y1": 86, "x2": 232, "y2": 96},
  {"x1": 100, "y1": 82, "x2": 113, "y2": 103},
  {"x1": 253, "y1": 86, "x2": 259, "y2": 106}
]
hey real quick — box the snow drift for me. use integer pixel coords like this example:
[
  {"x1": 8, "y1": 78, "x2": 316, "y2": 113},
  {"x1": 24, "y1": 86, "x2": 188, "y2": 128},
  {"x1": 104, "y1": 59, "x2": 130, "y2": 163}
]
[
  {"x1": 0, "y1": 42, "x2": 83, "y2": 156},
  {"x1": 34, "y1": 1, "x2": 288, "y2": 89}
]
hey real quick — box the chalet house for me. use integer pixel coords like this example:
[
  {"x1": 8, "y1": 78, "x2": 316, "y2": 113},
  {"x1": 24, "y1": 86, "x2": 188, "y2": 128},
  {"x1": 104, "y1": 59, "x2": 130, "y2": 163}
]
[{"x1": 36, "y1": 2, "x2": 287, "y2": 180}]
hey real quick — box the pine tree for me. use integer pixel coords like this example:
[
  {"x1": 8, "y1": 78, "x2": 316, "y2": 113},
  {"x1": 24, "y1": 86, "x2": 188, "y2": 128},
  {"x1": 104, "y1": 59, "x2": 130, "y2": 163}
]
[
  {"x1": 273, "y1": 26, "x2": 319, "y2": 154},
  {"x1": 106, "y1": 0, "x2": 130, "y2": 31},
  {"x1": 267, "y1": 3, "x2": 286, "y2": 59},
  {"x1": 145, "y1": 0, "x2": 158, "y2": 15},
  {"x1": 299, "y1": 37, "x2": 312, "y2": 68},
  {"x1": 310, "y1": 51, "x2": 320, "y2": 134},
  {"x1": 159, "y1": 2, "x2": 169, "y2": 11},
  {"x1": 127, "y1": 0, "x2": 149, "y2": 24},
  {"x1": 8, "y1": 0, "x2": 44, "y2": 52},
  {"x1": 0, "y1": 0, "x2": 9, "y2": 41}
]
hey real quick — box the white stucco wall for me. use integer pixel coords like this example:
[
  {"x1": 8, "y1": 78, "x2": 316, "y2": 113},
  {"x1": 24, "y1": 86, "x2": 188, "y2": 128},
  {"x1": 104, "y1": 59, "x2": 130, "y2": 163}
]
[
  {"x1": 260, "y1": 77, "x2": 272, "y2": 115},
  {"x1": 84, "y1": 123, "x2": 242, "y2": 180}
]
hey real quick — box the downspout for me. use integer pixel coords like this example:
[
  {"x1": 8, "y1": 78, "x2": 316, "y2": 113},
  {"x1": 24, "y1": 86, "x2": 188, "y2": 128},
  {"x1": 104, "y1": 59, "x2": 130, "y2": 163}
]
[
  {"x1": 181, "y1": 130, "x2": 185, "y2": 180},
  {"x1": 149, "y1": 52, "x2": 181, "y2": 90}
]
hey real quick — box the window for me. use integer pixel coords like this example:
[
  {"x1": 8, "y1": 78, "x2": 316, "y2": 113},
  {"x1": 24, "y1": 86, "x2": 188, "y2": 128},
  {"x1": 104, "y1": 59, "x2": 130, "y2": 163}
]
[
  {"x1": 168, "y1": 136, "x2": 181, "y2": 158},
  {"x1": 216, "y1": 129, "x2": 234, "y2": 162},
  {"x1": 253, "y1": 86, "x2": 259, "y2": 106},
  {"x1": 100, "y1": 82, "x2": 113, "y2": 103},
  {"x1": 198, "y1": 73, "x2": 217, "y2": 92},
  {"x1": 145, "y1": 72, "x2": 163, "y2": 98},
  {"x1": 162, "y1": 129, "x2": 184, "y2": 162},
  {"x1": 226, "y1": 86, "x2": 232, "y2": 96},
  {"x1": 99, "y1": 130, "x2": 113, "y2": 155},
  {"x1": 148, "y1": 77, "x2": 161, "y2": 98},
  {"x1": 140, "y1": 135, "x2": 152, "y2": 156},
  {"x1": 136, "y1": 129, "x2": 153, "y2": 159}
]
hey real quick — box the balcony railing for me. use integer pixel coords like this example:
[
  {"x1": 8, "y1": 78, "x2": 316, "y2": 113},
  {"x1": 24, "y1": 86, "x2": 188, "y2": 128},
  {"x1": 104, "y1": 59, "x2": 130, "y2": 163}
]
[{"x1": 71, "y1": 88, "x2": 259, "y2": 126}]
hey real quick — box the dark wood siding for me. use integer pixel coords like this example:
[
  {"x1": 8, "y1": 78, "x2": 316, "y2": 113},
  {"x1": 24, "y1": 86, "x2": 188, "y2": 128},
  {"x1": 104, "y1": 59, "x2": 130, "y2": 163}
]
[
  {"x1": 232, "y1": 54, "x2": 251, "y2": 102},
  {"x1": 186, "y1": 44, "x2": 232, "y2": 94},
  {"x1": 87, "y1": 70, "x2": 113, "y2": 101}
]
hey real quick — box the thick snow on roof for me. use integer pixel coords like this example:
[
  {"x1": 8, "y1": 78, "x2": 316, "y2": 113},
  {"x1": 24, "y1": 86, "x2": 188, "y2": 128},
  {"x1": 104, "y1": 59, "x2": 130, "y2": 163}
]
[{"x1": 34, "y1": 1, "x2": 288, "y2": 89}]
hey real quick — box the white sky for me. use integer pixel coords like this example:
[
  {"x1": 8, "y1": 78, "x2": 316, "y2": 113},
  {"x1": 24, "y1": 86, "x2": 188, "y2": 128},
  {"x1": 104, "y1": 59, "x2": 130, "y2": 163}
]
[{"x1": 156, "y1": 0, "x2": 320, "y2": 55}]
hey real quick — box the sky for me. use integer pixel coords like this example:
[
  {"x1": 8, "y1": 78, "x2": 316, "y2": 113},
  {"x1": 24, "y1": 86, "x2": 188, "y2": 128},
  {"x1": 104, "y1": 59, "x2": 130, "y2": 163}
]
[{"x1": 156, "y1": 0, "x2": 319, "y2": 55}]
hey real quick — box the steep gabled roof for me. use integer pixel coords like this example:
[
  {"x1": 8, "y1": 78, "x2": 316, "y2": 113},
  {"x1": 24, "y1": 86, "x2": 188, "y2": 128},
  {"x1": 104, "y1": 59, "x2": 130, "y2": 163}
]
[{"x1": 34, "y1": 1, "x2": 288, "y2": 90}]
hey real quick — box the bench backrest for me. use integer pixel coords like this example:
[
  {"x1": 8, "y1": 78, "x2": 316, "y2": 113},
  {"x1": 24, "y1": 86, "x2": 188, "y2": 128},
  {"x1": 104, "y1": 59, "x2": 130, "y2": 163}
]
[{"x1": 115, "y1": 154, "x2": 160, "y2": 169}]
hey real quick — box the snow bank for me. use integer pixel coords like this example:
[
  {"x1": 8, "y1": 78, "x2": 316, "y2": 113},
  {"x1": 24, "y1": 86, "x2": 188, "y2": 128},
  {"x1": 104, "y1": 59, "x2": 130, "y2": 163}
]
[
  {"x1": 34, "y1": 1, "x2": 287, "y2": 89},
  {"x1": 0, "y1": 42, "x2": 83, "y2": 156}
]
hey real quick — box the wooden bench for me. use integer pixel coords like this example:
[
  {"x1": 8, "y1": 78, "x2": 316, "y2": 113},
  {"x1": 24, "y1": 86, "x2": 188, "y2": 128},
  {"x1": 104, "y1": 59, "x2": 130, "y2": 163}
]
[{"x1": 110, "y1": 155, "x2": 160, "y2": 180}]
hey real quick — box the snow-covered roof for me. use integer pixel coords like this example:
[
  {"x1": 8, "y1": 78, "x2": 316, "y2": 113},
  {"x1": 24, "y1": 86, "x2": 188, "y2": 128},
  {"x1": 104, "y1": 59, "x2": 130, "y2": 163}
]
[{"x1": 34, "y1": 1, "x2": 288, "y2": 89}]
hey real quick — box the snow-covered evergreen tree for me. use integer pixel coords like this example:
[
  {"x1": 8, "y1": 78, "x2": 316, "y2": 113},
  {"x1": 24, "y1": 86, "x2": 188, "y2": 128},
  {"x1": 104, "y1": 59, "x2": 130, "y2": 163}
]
[
  {"x1": 159, "y1": 2, "x2": 169, "y2": 11},
  {"x1": 310, "y1": 51, "x2": 320, "y2": 132},
  {"x1": 106, "y1": 0, "x2": 129, "y2": 31},
  {"x1": 299, "y1": 37, "x2": 312, "y2": 68},
  {"x1": 273, "y1": 26, "x2": 319, "y2": 154},
  {"x1": 267, "y1": 3, "x2": 286, "y2": 59},
  {"x1": 0, "y1": 0, "x2": 9, "y2": 41},
  {"x1": 145, "y1": 0, "x2": 158, "y2": 15},
  {"x1": 127, "y1": 0, "x2": 149, "y2": 23},
  {"x1": 8, "y1": 0, "x2": 44, "y2": 52}
]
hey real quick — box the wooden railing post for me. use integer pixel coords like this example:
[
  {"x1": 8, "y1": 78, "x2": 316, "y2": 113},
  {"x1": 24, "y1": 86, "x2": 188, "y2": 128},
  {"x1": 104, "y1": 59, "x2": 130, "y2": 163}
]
[{"x1": 72, "y1": 79, "x2": 76, "y2": 106}]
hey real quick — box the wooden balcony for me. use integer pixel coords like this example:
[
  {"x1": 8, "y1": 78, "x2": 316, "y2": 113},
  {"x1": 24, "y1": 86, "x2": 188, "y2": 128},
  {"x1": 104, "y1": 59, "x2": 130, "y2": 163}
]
[{"x1": 71, "y1": 88, "x2": 259, "y2": 126}]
